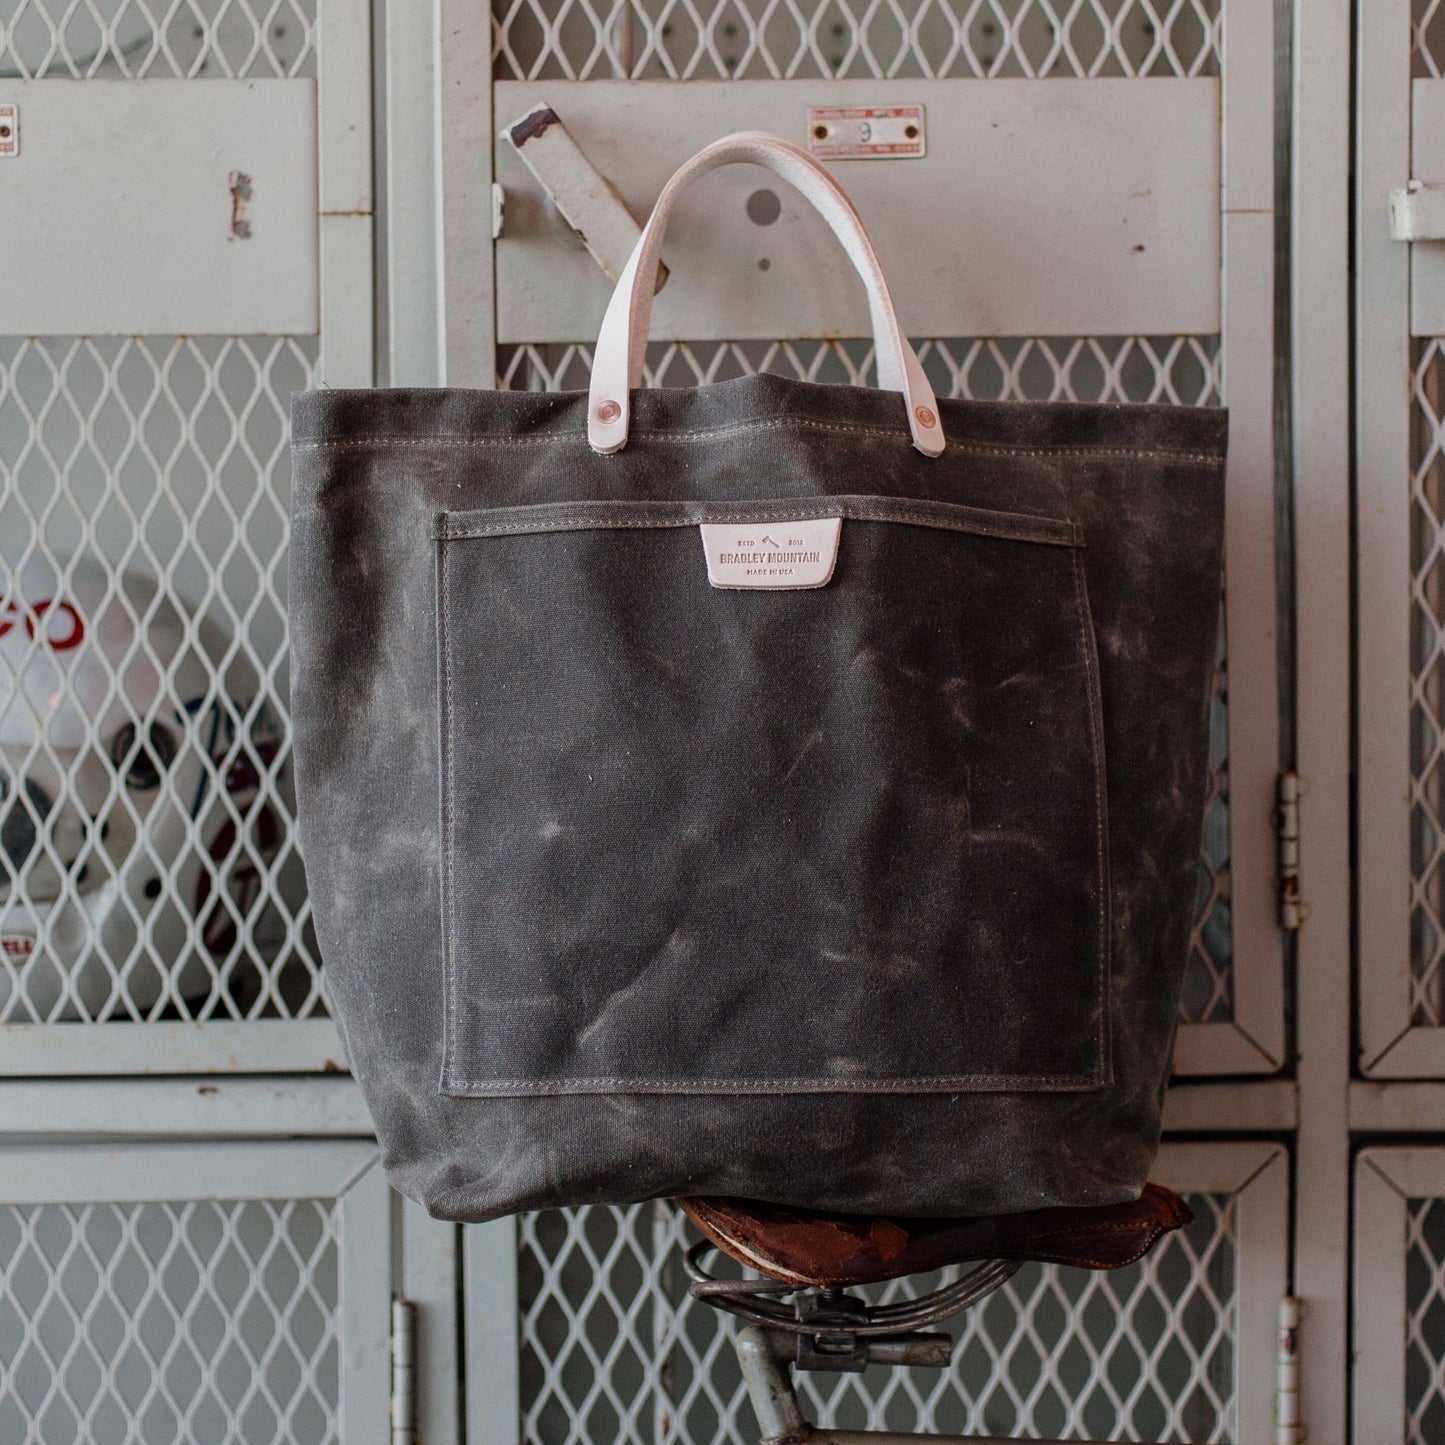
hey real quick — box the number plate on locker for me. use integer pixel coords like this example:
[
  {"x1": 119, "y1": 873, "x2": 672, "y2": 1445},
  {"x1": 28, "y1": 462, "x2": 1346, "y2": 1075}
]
[{"x1": 806, "y1": 105, "x2": 925, "y2": 159}]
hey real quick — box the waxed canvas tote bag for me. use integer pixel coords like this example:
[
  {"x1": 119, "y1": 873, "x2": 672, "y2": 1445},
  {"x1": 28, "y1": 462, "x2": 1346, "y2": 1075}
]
[{"x1": 289, "y1": 133, "x2": 1228, "y2": 1223}]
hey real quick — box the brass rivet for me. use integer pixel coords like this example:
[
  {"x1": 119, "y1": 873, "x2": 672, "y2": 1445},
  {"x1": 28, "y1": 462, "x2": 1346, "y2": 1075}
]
[
  {"x1": 596, "y1": 400, "x2": 621, "y2": 424},
  {"x1": 915, "y1": 405, "x2": 936, "y2": 428}
]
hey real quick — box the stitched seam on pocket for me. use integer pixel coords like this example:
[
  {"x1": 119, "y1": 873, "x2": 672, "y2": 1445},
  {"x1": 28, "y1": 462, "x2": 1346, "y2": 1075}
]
[
  {"x1": 438, "y1": 539, "x2": 461, "y2": 1093},
  {"x1": 441, "y1": 1073, "x2": 1106, "y2": 1094},
  {"x1": 434, "y1": 495, "x2": 1082, "y2": 548},
  {"x1": 434, "y1": 518, "x2": 1111, "y2": 1098},
  {"x1": 1072, "y1": 546, "x2": 1113, "y2": 1089}
]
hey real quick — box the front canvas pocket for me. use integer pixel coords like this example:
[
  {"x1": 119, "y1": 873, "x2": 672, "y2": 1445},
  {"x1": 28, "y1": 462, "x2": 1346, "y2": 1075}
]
[{"x1": 435, "y1": 494, "x2": 1110, "y2": 1096}]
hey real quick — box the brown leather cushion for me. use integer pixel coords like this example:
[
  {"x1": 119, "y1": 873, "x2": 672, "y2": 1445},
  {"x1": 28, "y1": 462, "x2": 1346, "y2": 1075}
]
[{"x1": 680, "y1": 1184, "x2": 1192, "y2": 1288}]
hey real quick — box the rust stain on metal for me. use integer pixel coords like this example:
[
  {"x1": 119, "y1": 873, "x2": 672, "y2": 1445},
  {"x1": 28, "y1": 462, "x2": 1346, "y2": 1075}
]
[
  {"x1": 228, "y1": 170, "x2": 253, "y2": 240},
  {"x1": 509, "y1": 106, "x2": 560, "y2": 148},
  {"x1": 322, "y1": 1057, "x2": 345, "y2": 1073},
  {"x1": 197, "y1": 1084, "x2": 219, "y2": 1095}
]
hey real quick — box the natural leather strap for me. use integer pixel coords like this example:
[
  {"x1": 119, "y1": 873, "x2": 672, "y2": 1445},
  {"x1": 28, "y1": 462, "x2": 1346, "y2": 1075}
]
[{"x1": 587, "y1": 132, "x2": 945, "y2": 459}]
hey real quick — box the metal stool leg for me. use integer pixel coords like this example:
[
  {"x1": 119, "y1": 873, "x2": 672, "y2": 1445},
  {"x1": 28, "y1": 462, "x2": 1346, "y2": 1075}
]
[{"x1": 736, "y1": 1324, "x2": 1088, "y2": 1445}]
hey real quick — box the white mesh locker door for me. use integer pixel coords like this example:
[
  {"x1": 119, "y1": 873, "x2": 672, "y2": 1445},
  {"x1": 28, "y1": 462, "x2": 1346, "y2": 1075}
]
[
  {"x1": 458, "y1": 0, "x2": 1287, "y2": 1077},
  {"x1": 0, "y1": 1139, "x2": 389, "y2": 1444},
  {"x1": 464, "y1": 1142, "x2": 1288, "y2": 1444},
  {"x1": 0, "y1": 0, "x2": 372, "y2": 1073},
  {"x1": 1355, "y1": 0, "x2": 1445, "y2": 1076},
  {"x1": 1354, "y1": 1148, "x2": 1445, "y2": 1444}
]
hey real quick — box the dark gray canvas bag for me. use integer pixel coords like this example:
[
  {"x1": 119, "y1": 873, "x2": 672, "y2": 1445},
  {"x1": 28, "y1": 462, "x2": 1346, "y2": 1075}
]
[{"x1": 289, "y1": 133, "x2": 1227, "y2": 1222}]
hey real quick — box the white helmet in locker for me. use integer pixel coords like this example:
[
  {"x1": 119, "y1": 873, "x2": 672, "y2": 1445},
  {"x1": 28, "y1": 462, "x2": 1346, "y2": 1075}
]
[{"x1": 0, "y1": 554, "x2": 284, "y2": 1022}]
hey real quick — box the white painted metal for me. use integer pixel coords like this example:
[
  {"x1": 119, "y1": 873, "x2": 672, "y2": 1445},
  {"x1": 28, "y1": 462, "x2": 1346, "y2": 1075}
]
[
  {"x1": 1173, "y1": 1143, "x2": 1290, "y2": 1445},
  {"x1": 1275, "y1": 1297, "x2": 1300, "y2": 1445},
  {"x1": 464, "y1": 1217, "x2": 521, "y2": 1445},
  {"x1": 495, "y1": 79, "x2": 1222, "y2": 344},
  {"x1": 0, "y1": 1075, "x2": 373, "y2": 1135},
  {"x1": 502, "y1": 104, "x2": 655, "y2": 287},
  {"x1": 383, "y1": 0, "x2": 442, "y2": 386},
  {"x1": 1173, "y1": 0, "x2": 1285, "y2": 1076},
  {"x1": 489, "y1": 7, "x2": 1282, "y2": 1079},
  {"x1": 1352, "y1": 1077, "x2": 1445, "y2": 1128},
  {"x1": 391, "y1": 1297, "x2": 417, "y2": 1445},
  {"x1": 461, "y1": 0, "x2": 1303, "y2": 1432},
  {"x1": 1164, "y1": 1078, "x2": 1300, "y2": 1132},
  {"x1": 1295, "y1": 3, "x2": 1353, "y2": 1443},
  {"x1": 0, "y1": 0, "x2": 370, "y2": 1075},
  {"x1": 401, "y1": 1200, "x2": 461, "y2": 1445},
  {"x1": 1411, "y1": 82, "x2": 1445, "y2": 332},
  {"x1": 491, "y1": 2, "x2": 1222, "y2": 87},
  {"x1": 338, "y1": 1146, "x2": 393, "y2": 1443},
  {"x1": 498, "y1": 1141, "x2": 1285, "y2": 1443},
  {"x1": 0, "y1": 1138, "x2": 391, "y2": 1444},
  {"x1": 1358, "y1": 0, "x2": 1445, "y2": 1077},
  {"x1": 0, "y1": 5, "x2": 317, "y2": 79},
  {"x1": 1355, "y1": 1152, "x2": 1412, "y2": 1445},
  {"x1": 1, "y1": 1019, "x2": 346, "y2": 1075},
  {"x1": 0, "y1": 80, "x2": 319, "y2": 336},
  {"x1": 437, "y1": 0, "x2": 495, "y2": 386},
  {"x1": 1392, "y1": 179, "x2": 1445, "y2": 241},
  {"x1": 318, "y1": 0, "x2": 373, "y2": 390},
  {"x1": 1352, "y1": 1147, "x2": 1445, "y2": 1445},
  {"x1": 1276, "y1": 774, "x2": 1304, "y2": 930}
]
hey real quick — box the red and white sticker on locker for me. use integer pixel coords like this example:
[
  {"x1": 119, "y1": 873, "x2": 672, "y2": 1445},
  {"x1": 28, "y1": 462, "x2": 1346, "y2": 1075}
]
[{"x1": 806, "y1": 105, "x2": 925, "y2": 160}]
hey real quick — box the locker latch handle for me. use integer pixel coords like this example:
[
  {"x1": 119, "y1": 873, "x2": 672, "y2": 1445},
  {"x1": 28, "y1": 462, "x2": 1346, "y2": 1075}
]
[
  {"x1": 500, "y1": 104, "x2": 667, "y2": 292},
  {"x1": 1390, "y1": 180, "x2": 1445, "y2": 241}
]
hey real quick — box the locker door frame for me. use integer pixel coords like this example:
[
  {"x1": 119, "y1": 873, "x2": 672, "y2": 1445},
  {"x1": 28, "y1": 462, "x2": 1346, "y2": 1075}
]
[
  {"x1": 1353, "y1": 1146, "x2": 1445, "y2": 1443},
  {"x1": 461, "y1": 1139, "x2": 1290, "y2": 1445},
  {"x1": 1174, "y1": 0, "x2": 1286, "y2": 1076},
  {"x1": 1355, "y1": 0, "x2": 1443, "y2": 1076},
  {"x1": 0, "y1": 0, "x2": 372, "y2": 1078},
  {"x1": 439, "y1": 1, "x2": 1286, "y2": 1077},
  {"x1": 0, "y1": 1136, "x2": 390, "y2": 1443},
  {"x1": 0, "y1": 1076, "x2": 464, "y2": 1445}
]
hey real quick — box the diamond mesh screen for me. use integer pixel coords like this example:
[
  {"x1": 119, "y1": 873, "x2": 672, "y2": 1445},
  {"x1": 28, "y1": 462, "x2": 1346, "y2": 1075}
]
[
  {"x1": 1410, "y1": 339, "x2": 1445, "y2": 1024},
  {"x1": 520, "y1": 1193, "x2": 1237, "y2": 1444},
  {"x1": 0, "y1": 0, "x2": 315, "y2": 78},
  {"x1": 499, "y1": 334, "x2": 1233, "y2": 1026},
  {"x1": 1418, "y1": 0, "x2": 1445, "y2": 78},
  {"x1": 0, "y1": 336, "x2": 322, "y2": 1026},
  {"x1": 0, "y1": 1, "x2": 327, "y2": 1055},
  {"x1": 1407, "y1": 1197, "x2": 1445, "y2": 1445},
  {"x1": 492, "y1": 0, "x2": 1220, "y2": 82},
  {"x1": 0, "y1": 1195, "x2": 339, "y2": 1445}
]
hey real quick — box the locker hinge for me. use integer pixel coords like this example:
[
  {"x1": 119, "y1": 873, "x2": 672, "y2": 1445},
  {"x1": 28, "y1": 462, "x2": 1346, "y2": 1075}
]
[
  {"x1": 1275, "y1": 772, "x2": 1306, "y2": 931},
  {"x1": 1275, "y1": 1296, "x2": 1302, "y2": 1445},
  {"x1": 390, "y1": 1297, "x2": 416, "y2": 1445}
]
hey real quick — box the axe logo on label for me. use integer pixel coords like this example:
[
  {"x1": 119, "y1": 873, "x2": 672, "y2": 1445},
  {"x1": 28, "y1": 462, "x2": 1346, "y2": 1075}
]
[{"x1": 699, "y1": 516, "x2": 843, "y2": 590}]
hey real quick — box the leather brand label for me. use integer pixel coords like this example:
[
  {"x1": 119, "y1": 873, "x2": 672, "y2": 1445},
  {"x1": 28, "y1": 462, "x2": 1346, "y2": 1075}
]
[{"x1": 699, "y1": 517, "x2": 842, "y2": 589}]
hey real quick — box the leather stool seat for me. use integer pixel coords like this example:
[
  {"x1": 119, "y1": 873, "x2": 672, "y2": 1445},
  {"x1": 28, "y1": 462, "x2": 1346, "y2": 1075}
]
[{"x1": 680, "y1": 1184, "x2": 1191, "y2": 1289}]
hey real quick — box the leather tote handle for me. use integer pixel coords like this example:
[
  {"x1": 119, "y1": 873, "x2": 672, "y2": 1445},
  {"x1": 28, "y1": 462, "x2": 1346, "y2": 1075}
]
[{"x1": 587, "y1": 132, "x2": 946, "y2": 459}]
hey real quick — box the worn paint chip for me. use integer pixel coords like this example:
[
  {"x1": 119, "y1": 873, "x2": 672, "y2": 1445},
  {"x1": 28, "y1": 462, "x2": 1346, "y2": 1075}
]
[{"x1": 228, "y1": 169, "x2": 253, "y2": 240}]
